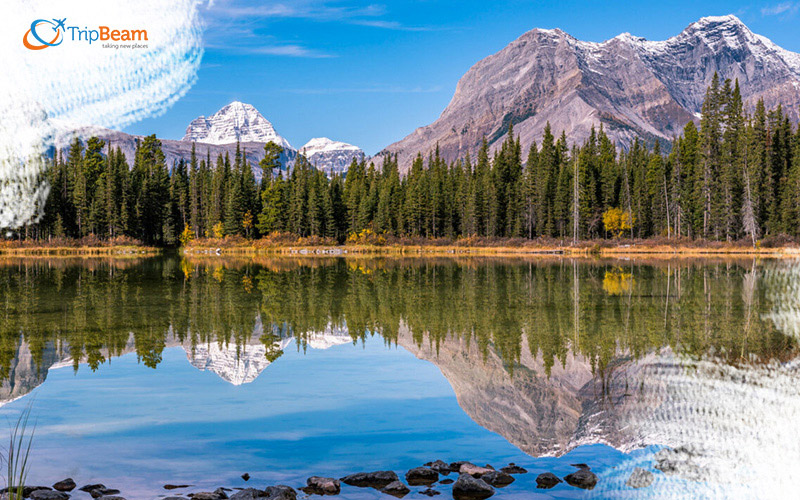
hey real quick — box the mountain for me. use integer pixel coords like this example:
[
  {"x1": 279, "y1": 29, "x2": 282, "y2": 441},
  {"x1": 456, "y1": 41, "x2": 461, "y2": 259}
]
[
  {"x1": 300, "y1": 137, "x2": 365, "y2": 177},
  {"x1": 55, "y1": 126, "x2": 298, "y2": 183},
  {"x1": 54, "y1": 102, "x2": 367, "y2": 179},
  {"x1": 379, "y1": 15, "x2": 800, "y2": 172},
  {"x1": 182, "y1": 101, "x2": 294, "y2": 150}
]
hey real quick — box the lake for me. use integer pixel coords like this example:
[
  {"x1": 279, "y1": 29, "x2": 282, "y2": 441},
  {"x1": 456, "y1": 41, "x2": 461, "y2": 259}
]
[{"x1": 1, "y1": 255, "x2": 799, "y2": 499}]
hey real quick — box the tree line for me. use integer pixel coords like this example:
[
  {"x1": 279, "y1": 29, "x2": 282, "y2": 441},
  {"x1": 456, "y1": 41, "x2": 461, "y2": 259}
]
[{"x1": 25, "y1": 75, "x2": 800, "y2": 245}]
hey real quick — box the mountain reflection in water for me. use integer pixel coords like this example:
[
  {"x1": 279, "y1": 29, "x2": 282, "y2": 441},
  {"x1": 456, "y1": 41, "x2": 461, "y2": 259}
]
[{"x1": 1, "y1": 256, "x2": 799, "y2": 499}]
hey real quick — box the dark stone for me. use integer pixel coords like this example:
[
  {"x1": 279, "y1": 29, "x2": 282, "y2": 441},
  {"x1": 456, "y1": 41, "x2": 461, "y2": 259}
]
[
  {"x1": 564, "y1": 469, "x2": 598, "y2": 490},
  {"x1": 80, "y1": 484, "x2": 106, "y2": 492},
  {"x1": 340, "y1": 471, "x2": 399, "y2": 488},
  {"x1": 229, "y1": 489, "x2": 262, "y2": 500},
  {"x1": 379, "y1": 481, "x2": 410, "y2": 498},
  {"x1": 426, "y1": 460, "x2": 452, "y2": 474},
  {"x1": 499, "y1": 463, "x2": 527, "y2": 475},
  {"x1": 449, "y1": 461, "x2": 469, "y2": 472},
  {"x1": 189, "y1": 491, "x2": 226, "y2": 500},
  {"x1": 90, "y1": 489, "x2": 121, "y2": 499},
  {"x1": 163, "y1": 497, "x2": 188, "y2": 500},
  {"x1": 165, "y1": 485, "x2": 193, "y2": 490},
  {"x1": 439, "y1": 479, "x2": 454, "y2": 485},
  {"x1": 452, "y1": 473, "x2": 494, "y2": 500},
  {"x1": 535, "y1": 472, "x2": 562, "y2": 489},
  {"x1": 53, "y1": 479, "x2": 76, "y2": 492},
  {"x1": 405, "y1": 467, "x2": 438, "y2": 486},
  {"x1": 480, "y1": 471, "x2": 514, "y2": 487},
  {"x1": 301, "y1": 477, "x2": 340, "y2": 496},
  {"x1": 241, "y1": 473, "x2": 250, "y2": 482},
  {"x1": 263, "y1": 485, "x2": 296, "y2": 500},
  {"x1": 30, "y1": 491, "x2": 70, "y2": 500},
  {"x1": 0, "y1": 486, "x2": 52, "y2": 497},
  {"x1": 626, "y1": 468, "x2": 654, "y2": 489},
  {"x1": 569, "y1": 463, "x2": 590, "y2": 470},
  {"x1": 420, "y1": 488, "x2": 440, "y2": 496}
]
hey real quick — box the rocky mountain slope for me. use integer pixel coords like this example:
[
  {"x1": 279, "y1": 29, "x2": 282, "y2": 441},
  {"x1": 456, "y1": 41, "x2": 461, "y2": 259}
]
[
  {"x1": 379, "y1": 15, "x2": 800, "y2": 172},
  {"x1": 182, "y1": 101, "x2": 294, "y2": 150},
  {"x1": 300, "y1": 137, "x2": 365, "y2": 177}
]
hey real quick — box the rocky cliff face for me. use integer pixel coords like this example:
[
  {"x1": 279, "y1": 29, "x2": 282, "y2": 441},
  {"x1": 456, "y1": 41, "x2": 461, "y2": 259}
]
[
  {"x1": 380, "y1": 15, "x2": 800, "y2": 172},
  {"x1": 300, "y1": 137, "x2": 365, "y2": 177}
]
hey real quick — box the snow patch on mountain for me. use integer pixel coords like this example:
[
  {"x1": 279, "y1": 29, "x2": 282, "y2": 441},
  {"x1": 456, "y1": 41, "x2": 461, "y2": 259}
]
[
  {"x1": 182, "y1": 101, "x2": 293, "y2": 149},
  {"x1": 185, "y1": 337, "x2": 293, "y2": 386},
  {"x1": 300, "y1": 137, "x2": 364, "y2": 177}
]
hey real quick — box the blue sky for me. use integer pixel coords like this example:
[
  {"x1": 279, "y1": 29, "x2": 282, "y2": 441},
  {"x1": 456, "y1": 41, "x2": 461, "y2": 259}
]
[{"x1": 124, "y1": 0, "x2": 800, "y2": 155}]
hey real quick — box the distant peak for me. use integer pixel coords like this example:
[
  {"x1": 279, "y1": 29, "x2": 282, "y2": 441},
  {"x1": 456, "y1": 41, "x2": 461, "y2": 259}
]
[
  {"x1": 302, "y1": 137, "x2": 360, "y2": 151},
  {"x1": 221, "y1": 100, "x2": 257, "y2": 111},
  {"x1": 689, "y1": 14, "x2": 749, "y2": 31}
]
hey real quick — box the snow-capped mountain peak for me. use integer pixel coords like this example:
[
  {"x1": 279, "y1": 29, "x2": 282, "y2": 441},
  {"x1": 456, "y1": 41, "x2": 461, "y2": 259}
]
[
  {"x1": 182, "y1": 101, "x2": 293, "y2": 149},
  {"x1": 300, "y1": 137, "x2": 364, "y2": 177}
]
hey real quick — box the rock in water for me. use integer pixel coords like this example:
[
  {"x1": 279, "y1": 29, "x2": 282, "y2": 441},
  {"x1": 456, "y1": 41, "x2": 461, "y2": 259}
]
[
  {"x1": 420, "y1": 488, "x2": 441, "y2": 496},
  {"x1": 564, "y1": 469, "x2": 598, "y2": 490},
  {"x1": 340, "y1": 471, "x2": 399, "y2": 488},
  {"x1": 1, "y1": 486, "x2": 52, "y2": 497},
  {"x1": 380, "y1": 481, "x2": 410, "y2": 498},
  {"x1": 480, "y1": 471, "x2": 514, "y2": 487},
  {"x1": 30, "y1": 491, "x2": 70, "y2": 500},
  {"x1": 302, "y1": 477, "x2": 340, "y2": 495},
  {"x1": 90, "y1": 488, "x2": 121, "y2": 499},
  {"x1": 164, "y1": 485, "x2": 192, "y2": 490},
  {"x1": 190, "y1": 491, "x2": 226, "y2": 500},
  {"x1": 439, "y1": 479, "x2": 454, "y2": 485},
  {"x1": 229, "y1": 489, "x2": 263, "y2": 500},
  {"x1": 79, "y1": 484, "x2": 106, "y2": 492},
  {"x1": 459, "y1": 463, "x2": 494, "y2": 478},
  {"x1": 241, "y1": 473, "x2": 250, "y2": 481},
  {"x1": 499, "y1": 464, "x2": 527, "y2": 475},
  {"x1": 53, "y1": 479, "x2": 76, "y2": 492},
  {"x1": 626, "y1": 468, "x2": 655, "y2": 488},
  {"x1": 535, "y1": 472, "x2": 562, "y2": 489},
  {"x1": 405, "y1": 467, "x2": 438, "y2": 486},
  {"x1": 426, "y1": 460, "x2": 452, "y2": 474},
  {"x1": 264, "y1": 485, "x2": 296, "y2": 500},
  {"x1": 452, "y1": 473, "x2": 495, "y2": 500}
]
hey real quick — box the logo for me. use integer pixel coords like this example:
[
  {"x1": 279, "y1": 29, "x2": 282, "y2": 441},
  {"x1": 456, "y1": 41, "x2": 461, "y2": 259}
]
[
  {"x1": 23, "y1": 18, "x2": 149, "y2": 51},
  {"x1": 23, "y1": 18, "x2": 66, "y2": 50}
]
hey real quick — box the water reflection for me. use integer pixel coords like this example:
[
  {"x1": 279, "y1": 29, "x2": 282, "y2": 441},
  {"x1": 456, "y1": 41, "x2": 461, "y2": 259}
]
[{"x1": 1, "y1": 256, "x2": 799, "y2": 498}]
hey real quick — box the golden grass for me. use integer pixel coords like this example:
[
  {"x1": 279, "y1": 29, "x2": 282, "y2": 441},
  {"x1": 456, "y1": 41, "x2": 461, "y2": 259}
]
[
  {"x1": 184, "y1": 241, "x2": 800, "y2": 259},
  {"x1": 0, "y1": 245, "x2": 160, "y2": 257}
]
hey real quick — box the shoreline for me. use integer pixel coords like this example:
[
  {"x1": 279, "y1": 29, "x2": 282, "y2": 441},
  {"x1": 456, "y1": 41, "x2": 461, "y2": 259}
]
[
  {"x1": 183, "y1": 242, "x2": 800, "y2": 259},
  {"x1": 0, "y1": 245, "x2": 160, "y2": 257},
  {"x1": 3, "y1": 240, "x2": 799, "y2": 258}
]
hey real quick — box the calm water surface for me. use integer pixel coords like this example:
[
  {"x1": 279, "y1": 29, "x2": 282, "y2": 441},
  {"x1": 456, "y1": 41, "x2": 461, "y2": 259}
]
[{"x1": 1, "y1": 256, "x2": 799, "y2": 499}]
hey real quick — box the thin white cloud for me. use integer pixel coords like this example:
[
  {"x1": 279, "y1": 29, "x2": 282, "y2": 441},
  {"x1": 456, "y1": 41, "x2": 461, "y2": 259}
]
[
  {"x1": 352, "y1": 19, "x2": 432, "y2": 31},
  {"x1": 205, "y1": 0, "x2": 427, "y2": 30},
  {"x1": 282, "y1": 85, "x2": 443, "y2": 94},
  {"x1": 761, "y1": 2, "x2": 799, "y2": 16},
  {"x1": 238, "y1": 44, "x2": 335, "y2": 58}
]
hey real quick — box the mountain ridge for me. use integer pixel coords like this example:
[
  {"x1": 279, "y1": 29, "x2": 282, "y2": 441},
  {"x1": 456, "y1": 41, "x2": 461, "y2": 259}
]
[{"x1": 378, "y1": 15, "x2": 800, "y2": 172}]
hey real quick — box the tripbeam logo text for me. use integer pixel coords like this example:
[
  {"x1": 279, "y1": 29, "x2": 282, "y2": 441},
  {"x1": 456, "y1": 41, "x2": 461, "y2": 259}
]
[{"x1": 23, "y1": 18, "x2": 149, "y2": 50}]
